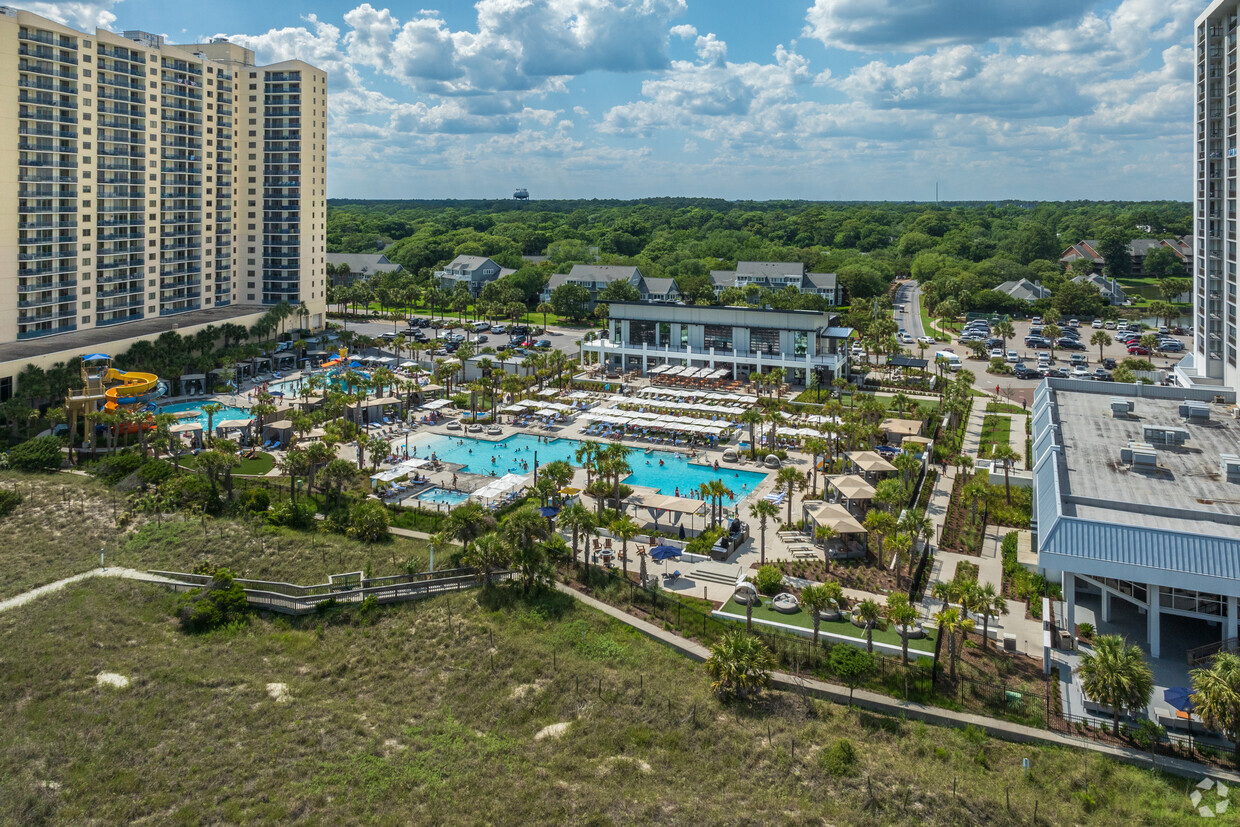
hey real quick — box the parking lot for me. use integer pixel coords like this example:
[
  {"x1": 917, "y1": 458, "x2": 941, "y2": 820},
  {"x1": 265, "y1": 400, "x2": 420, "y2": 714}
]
[{"x1": 910, "y1": 317, "x2": 1190, "y2": 403}]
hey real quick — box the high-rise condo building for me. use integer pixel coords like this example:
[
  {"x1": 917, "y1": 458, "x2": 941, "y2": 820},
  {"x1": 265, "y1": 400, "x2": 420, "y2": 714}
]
[
  {"x1": 0, "y1": 6, "x2": 326, "y2": 400},
  {"x1": 1183, "y1": 1, "x2": 1240, "y2": 391}
]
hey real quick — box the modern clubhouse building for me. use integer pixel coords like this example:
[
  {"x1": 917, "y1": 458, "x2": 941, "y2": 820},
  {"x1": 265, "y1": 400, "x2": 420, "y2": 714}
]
[
  {"x1": 1032, "y1": 378, "x2": 1240, "y2": 660},
  {"x1": 581, "y1": 301, "x2": 852, "y2": 386},
  {"x1": 0, "y1": 7, "x2": 327, "y2": 399}
]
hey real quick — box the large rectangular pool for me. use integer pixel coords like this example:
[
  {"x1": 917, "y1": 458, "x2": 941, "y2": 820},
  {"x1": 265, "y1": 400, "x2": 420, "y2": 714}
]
[
  {"x1": 156, "y1": 401, "x2": 251, "y2": 430},
  {"x1": 411, "y1": 433, "x2": 767, "y2": 505}
]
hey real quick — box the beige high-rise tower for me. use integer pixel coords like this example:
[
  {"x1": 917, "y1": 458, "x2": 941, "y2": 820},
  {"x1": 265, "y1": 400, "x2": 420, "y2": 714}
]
[{"x1": 0, "y1": 7, "x2": 326, "y2": 398}]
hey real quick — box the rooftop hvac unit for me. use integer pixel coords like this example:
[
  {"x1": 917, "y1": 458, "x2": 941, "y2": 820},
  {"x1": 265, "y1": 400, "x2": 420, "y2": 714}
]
[
  {"x1": 1142, "y1": 424, "x2": 1190, "y2": 446},
  {"x1": 1181, "y1": 402, "x2": 1211, "y2": 422},
  {"x1": 1120, "y1": 441, "x2": 1158, "y2": 468},
  {"x1": 1111, "y1": 400, "x2": 1132, "y2": 417},
  {"x1": 1110, "y1": 397, "x2": 1135, "y2": 412},
  {"x1": 1223, "y1": 454, "x2": 1240, "y2": 483}
]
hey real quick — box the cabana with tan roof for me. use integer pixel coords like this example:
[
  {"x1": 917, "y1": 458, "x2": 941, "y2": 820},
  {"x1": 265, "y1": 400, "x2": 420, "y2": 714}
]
[
  {"x1": 802, "y1": 501, "x2": 868, "y2": 559},
  {"x1": 262, "y1": 419, "x2": 295, "y2": 449},
  {"x1": 846, "y1": 450, "x2": 897, "y2": 480},
  {"x1": 825, "y1": 474, "x2": 876, "y2": 511}
]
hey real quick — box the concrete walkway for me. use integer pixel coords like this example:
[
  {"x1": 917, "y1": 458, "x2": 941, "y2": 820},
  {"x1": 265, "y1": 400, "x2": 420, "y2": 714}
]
[
  {"x1": 0, "y1": 568, "x2": 183, "y2": 614},
  {"x1": 555, "y1": 581, "x2": 1240, "y2": 784}
]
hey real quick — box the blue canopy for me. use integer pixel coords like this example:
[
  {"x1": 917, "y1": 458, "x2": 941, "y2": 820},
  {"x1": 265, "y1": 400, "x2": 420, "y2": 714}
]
[
  {"x1": 348, "y1": 360, "x2": 363, "y2": 368},
  {"x1": 1164, "y1": 686, "x2": 1195, "y2": 712},
  {"x1": 650, "y1": 545, "x2": 681, "y2": 561},
  {"x1": 83, "y1": 353, "x2": 111, "y2": 361},
  {"x1": 538, "y1": 506, "x2": 560, "y2": 517}
]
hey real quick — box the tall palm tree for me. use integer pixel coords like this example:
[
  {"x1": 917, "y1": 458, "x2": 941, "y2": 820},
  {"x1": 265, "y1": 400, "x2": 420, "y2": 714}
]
[
  {"x1": 863, "y1": 509, "x2": 897, "y2": 568},
  {"x1": 1191, "y1": 652, "x2": 1240, "y2": 762},
  {"x1": 447, "y1": 501, "x2": 498, "y2": 560},
  {"x1": 815, "y1": 524, "x2": 838, "y2": 573},
  {"x1": 609, "y1": 514, "x2": 640, "y2": 578},
  {"x1": 1076, "y1": 634, "x2": 1154, "y2": 736},
  {"x1": 800, "y1": 583, "x2": 831, "y2": 648},
  {"x1": 857, "y1": 598, "x2": 883, "y2": 654},
  {"x1": 886, "y1": 593, "x2": 918, "y2": 667},
  {"x1": 558, "y1": 501, "x2": 596, "y2": 571},
  {"x1": 748, "y1": 498, "x2": 780, "y2": 565},
  {"x1": 934, "y1": 606, "x2": 973, "y2": 681},
  {"x1": 888, "y1": 532, "x2": 913, "y2": 585},
  {"x1": 775, "y1": 465, "x2": 803, "y2": 527},
  {"x1": 974, "y1": 582, "x2": 1007, "y2": 651},
  {"x1": 739, "y1": 408, "x2": 764, "y2": 461},
  {"x1": 468, "y1": 532, "x2": 510, "y2": 586}
]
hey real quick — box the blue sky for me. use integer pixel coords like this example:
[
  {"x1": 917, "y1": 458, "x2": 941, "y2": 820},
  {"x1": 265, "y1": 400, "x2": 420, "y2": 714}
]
[{"x1": 34, "y1": 0, "x2": 1196, "y2": 201}]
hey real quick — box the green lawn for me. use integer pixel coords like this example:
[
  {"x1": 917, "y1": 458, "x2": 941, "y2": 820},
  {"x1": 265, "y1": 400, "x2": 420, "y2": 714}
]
[
  {"x1": 793, "y1": 389, "x2": 938, "y2": 419},
  {"x1": 718, "y1": 597, "x2": 936, "y2": 653},
  {"x1": 177, "y1": 451, "x2": 276, "y2": 476},
  {"x1": 978, "y1": 415, "x2": 1012, "y2": 459},
  {"x1": 985, "y1": 401, "x2": 1025, "y2": 415},
  {"x1": 918, "y1": 300, "x2": 951, "y2": 341},
  {"x1": 0, "y1": 578, "x2": 1208, "y2": 824}
]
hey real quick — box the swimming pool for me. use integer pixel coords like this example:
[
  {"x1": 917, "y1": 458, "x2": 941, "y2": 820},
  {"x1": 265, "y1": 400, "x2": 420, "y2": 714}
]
[
  {"x1": 156, "y1": 401, "x2": 251, "y2": 430},
  {"x1": 411, "y1": 487, "x2": 470, "y2": 506},
  {"x1": 411, "y1": 433, "x2": 767, "y2": 505}
]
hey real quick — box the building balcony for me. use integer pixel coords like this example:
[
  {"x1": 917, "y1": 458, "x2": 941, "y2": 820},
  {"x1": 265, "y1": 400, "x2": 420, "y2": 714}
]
[
  {"x1": 19, "y1": 61, "x2": 77, "y2": 80},
  {"x1": 18, "y1": 126, "x2": 77, "y2": 140},
  {"x1": 98, "y1": 257, "x2": 146, "y2": 270},
  {"x1": 17, "y1": 323, "x2": 77, "y2": 340},
  {"x1": 97, "y1": 217, "x2": 144, "y2": 227},
  {"x1": 20, "y1": 109, "x2": 77, "y2": 124},
  {"x1": 17, "y1": 44, "x2": 78, "y2": 65},
  {"x1": 18, "y1": 305, "x2": 77, "y2": 324},
  {"x1": 98, "y1": 116, "x2": 144, "y2": 130},
  {"x1": 98, "y1": 45, "x2": 144, "y2": 63},
  {"x1": 20, "y1": 155, "x2": 78, "y2": 169},
  {"x1": 17, "y1": 292, "x2": 76, "y2": 309},
  {"x1": 98, "y1": 59, "x2": 143, "y2": 77},
  {"x1": 19, "y1": 30, "x2": 78, "y2": 50},
  {"x1": 94, "y1": 312, "x2": 142, "y2": 328},
  {"x1": 19, "y1": 77, "x2": 76, "y2": 95},
  {"x1": 98, "y1": 87, "x2": 143, "y2": 104},
  {"x1": 19, "y1": 277, "x2": 76, "y2": 292},
  {"x1": 18, "y1": 173, "x2": 76, "y2": 184}
]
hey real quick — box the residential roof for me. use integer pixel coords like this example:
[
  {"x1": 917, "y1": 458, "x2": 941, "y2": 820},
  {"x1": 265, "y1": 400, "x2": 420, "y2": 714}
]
[
  {"x1": 327, "y1": 253, "x2": 402, "y2": 274},
  {"x1": 708, "y1": 270, "x2": 737, "y2": 287},
  {"x1": 996, "y1": 278, "x2": 1052, "y2": 302},
  {"x1": 566, "y1": 264, "x2": 642, "y2": 281},
  {"x1": 736, "y1": 261, "x2": 805, "y2": 277},
  {"x1": 641, "y1": 276, "x2": 678, "y2": 295},
  {"x1": 442, "y1": 255, "x2": 496, "y2": 273},
  {"x1": 1072, "y1": 273, "x2": 1127, "y2": 302},
  {"x1": 804, "y1": 272, "x2": 837, "y2": 290}
]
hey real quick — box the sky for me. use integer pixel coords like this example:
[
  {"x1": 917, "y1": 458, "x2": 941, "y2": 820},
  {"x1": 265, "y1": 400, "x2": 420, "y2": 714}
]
[{"x1": 31, "y1": 0, "x2": 1198, "y2": 201}]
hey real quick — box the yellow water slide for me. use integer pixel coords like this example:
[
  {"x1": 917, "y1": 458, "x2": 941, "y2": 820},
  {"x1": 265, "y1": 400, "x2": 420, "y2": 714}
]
[{"x1": 102, "y1": 367, "x2": 163, "y2": 412}]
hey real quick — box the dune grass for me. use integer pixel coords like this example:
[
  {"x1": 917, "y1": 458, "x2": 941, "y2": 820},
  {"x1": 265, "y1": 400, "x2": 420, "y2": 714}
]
[
  {"x1": 0, "y1": 472, "x2": 431, "y2": 599},
  {"x1": 0, "y1": 578, "x2": 1211, "y2": 825}
]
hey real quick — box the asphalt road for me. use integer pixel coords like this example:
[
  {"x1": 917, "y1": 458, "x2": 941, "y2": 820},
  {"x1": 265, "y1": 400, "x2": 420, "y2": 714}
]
[{"x1": 895, "y1": 281, "x2": 924, "y2": 340}]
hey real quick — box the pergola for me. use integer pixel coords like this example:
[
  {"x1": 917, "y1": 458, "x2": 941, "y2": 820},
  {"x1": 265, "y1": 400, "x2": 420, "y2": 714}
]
[
  {"x1": 802, "y1": 501, "x2": 868, "y2": 559},
  {"x1": 826, "y1": 474, "x2": 876, "y2": 510},
  {"x1": 847, "y1": 450, "x2": 897, "y2": 479}
]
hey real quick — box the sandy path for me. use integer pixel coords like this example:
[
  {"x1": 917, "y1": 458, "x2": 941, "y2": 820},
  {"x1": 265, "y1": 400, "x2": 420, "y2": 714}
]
[{"x1": 0, "y1": 568, "x2": 182, "y2": 614}]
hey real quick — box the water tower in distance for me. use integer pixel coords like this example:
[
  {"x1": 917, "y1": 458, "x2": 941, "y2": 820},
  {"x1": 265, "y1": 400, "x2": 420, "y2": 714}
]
[{"x1": 513, "y1": 188, "x2": 529, "y2": 201}]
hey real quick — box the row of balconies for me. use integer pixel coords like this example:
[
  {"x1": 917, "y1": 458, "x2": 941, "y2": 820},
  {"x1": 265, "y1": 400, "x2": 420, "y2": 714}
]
[
  {"x1": 19, "y1": 219, "x2": 76, "y2": 230},
  {"x1": 97, "y1": 74, "x2": 144, "y2": 91},
  {"x1": 98, "y1": 59, "x2": 143, "y2": 78},
  {"x1": 17, "y1": 292, "x2": 76, "y2": 309},
  {"x1": 19, "y1": 60, "x2": 77, "y2": 80},
  {"x1": 98, "y1": 45, "x2": 144, "y2": 63},
  {"x1": 19, "y1": 30, "x2": 78, "y2": 50},
  {"x1": 17, "y1": 44, "x2": 77, "y2": 65},
  {"x1": 18, "y1": 125, "x2": 77, "y2": 139},
  {"x1": 19, "y1": 77, "x2": 76, "y2": 95},
  {"x1": 20, "y1": 108, "x2": 77, "y2": 124}
]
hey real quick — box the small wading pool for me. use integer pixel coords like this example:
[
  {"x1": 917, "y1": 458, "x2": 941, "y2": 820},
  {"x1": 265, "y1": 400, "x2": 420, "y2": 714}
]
[{"x1": 411, "y1": 487, "x2": 470, "y2": 506}]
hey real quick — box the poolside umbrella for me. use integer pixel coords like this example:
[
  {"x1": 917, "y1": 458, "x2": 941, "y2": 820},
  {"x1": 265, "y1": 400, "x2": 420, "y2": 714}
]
[
  {"x1": 1164, "y1": 686, "x2": 1195, "y2": 712},
  {"x1": 678, "y1": 524, "x2": 686, "y2": 541},
  {"x1": 538, "y1": 505, "x2": 560, "y2": 518},
  {"x1": 649, "y1": 545, "x2": 681, "y2": 561}
]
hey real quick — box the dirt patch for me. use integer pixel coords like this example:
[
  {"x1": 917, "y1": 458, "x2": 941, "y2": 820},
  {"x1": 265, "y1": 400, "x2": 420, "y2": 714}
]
[
  {"x1": 266, "y1": 682, "x2": 290, "y2": 703},
  {"x1": 96, "y1": 672, "x2": 130, "y2": 689},
  {"x1": 534, "y1": 721, "x2": 572, "y2": 741},
  {"x1": 510, "y1": 679, "x2": 549, "y2": 701}
]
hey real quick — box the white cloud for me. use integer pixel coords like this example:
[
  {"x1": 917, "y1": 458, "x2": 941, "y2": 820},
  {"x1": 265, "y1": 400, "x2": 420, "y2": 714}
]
[
  {"x1": 670, "y1": 24, "x2": 697, "y2": 39},
  {"x1": 803, "y1": 0, "x2": 1091, "y2": 52},
  {"x1": 23, "y1": 1, "x2": 122, "y2": 29},
  {"x1": 694, "y1": 33, "x2": 727, "y2": 65}
]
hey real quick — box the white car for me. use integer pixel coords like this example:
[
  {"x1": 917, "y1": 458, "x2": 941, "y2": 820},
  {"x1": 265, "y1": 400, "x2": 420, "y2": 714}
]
[
  {"x1": 1104, "y1": 321, "x2": 1116, "y2": 330},
  {"x1": 1006, "y1": 350, "x2": 1019, "y2": 363},
  {"x1": 990, "y1": 348, "x2": 1004, "y2": 360},
  {"x1": 850, "y1": 344, "x2": 864, "y2": 356},
  {"x1": 1071, "y1": 366, "x2": 1090, "y2": 379},
  {"x1": 917, "y1": 335, "x2": 936, "y2": 345},
  {"x1": 1091, "y1": 319, "x2": 1103, "y2": 329}
]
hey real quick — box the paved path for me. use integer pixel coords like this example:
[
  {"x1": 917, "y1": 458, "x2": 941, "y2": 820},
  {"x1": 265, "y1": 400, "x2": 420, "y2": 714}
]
[
  {"x1": 555, "y1": 581, "x2": 1240, "y2": 784},
  {"x1": 0, "y1": 568, "x2": 183, "y2": 614}
]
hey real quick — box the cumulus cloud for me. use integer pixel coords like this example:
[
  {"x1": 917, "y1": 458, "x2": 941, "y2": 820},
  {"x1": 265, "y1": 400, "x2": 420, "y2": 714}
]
[
  {"x1": 803, "y1": 0, "x2": 1091, "y2": 52},
  {"x1": 23, "y1": 1, "x2": 122, "y2": 29}
]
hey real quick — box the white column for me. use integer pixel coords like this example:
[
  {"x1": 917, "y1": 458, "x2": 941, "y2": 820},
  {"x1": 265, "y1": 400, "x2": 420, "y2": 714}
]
[
  {"x1": 1101, "y1": 589, "x2": 1111, "y2": 624},
  {"x1": 1148, "y1": 584, "x2": 1161, "y2": 659},
  {"x1": 1063, "y1": 573, "x2": 1075, "y2": 635},
  {"x1": 1227, "y1": 595, "x2": 1237, "y2": 643}
]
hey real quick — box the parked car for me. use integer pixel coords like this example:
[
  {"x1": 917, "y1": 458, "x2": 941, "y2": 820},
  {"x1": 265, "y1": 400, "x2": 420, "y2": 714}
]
[
  {"x1": 1103, "y1": 357, "x2": 1117, "y2": 369},
  {"x1": 491, "y1": 324, "x2": 507, "y2": 334},
  {"x1": 1159, "y1": 340, "x2": 1183, "y2": 352},
  {"x1": 1158, "y1": 326, "x2": 1169, "y2": 336},
  {"x1": 1069, "y1": 353, "x2": 1087, "y2": 365},
  {"x1": 990, "y1": 348, "x2": 1004, "y2": 360},
  {"x1": 1104, "y1": 320, "x2": 1117, "y2": 330},
  {"x1": 535, "y1": 339, "x2": 552, "y2": 349},
  {"x1": 1006, "y1": 350, "x2": 1019, "y2": 363},
  {"x1": 1025, "y1": 336, "x2": 1050, "y2": 348},
  {"x1": 1047, "y1": 367, "x2": 1070, "y2": 379},
  {"x1": 1093, "y1": 368, "x2": 1113, "y2": 381},
  {"x1": 1091, "y1": 319, "x2": 1104, "y2": 329},
  {"x1": 1071, "y1": 366, "x2": 1090, "y2": 378},
  {"x1": 1032, "y1": 316, "x2": 1042, "y2": 325},
  {"x1": 1068, "y1": 319, "x2": 1080, "y2": 328},
  {"x1": 1013, "y1": 364, "x2": 1039, "y2": 379},
  {"x1": 1057, "y1": 338, "x2": 1086, "y2": 350},
  {"x1": 1128, "y1": 345, "x2": 1150, "y2": 356}
]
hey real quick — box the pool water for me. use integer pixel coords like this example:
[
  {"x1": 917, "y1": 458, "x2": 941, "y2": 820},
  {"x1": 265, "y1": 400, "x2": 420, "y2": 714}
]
[
  {"x1": 156, "y1": 401, "x2": 251, "y2": 430},
  {"x1": 411, "y1": 433, "x2": 767, "y2": 505},
  {"x1": 412, "y1": 487, "x2": 470, "y2": 506}
]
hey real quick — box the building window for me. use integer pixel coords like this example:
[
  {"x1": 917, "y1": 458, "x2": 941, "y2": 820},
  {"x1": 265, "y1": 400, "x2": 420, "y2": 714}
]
[
  {"x1": 659, "y1": 322, "x2": 671, "y2": 344},
  {"x1": 750, "y1": 327, "x2": 780, "y2": 356},
  {"x1": 631, "y1": 321, "x2": 656, "y2": 346},
  {"x1": 704, "y1": 324, "x2": 733, "y2": 352},
  {"x1": 793, "y1": 331, "x2": 808, "y2": 357}
]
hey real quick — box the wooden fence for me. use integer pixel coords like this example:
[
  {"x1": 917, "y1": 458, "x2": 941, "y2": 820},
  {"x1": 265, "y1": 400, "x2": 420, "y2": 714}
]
[{"x1": 150, "y1": 567, "x2": 505, "y2": 616}]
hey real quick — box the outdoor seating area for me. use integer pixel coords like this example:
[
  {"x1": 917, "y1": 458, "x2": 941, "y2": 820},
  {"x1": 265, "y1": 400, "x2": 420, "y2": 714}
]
[
  {"x1": 800, "y1": 502, "x2": 869, "y2": 559},
  {"x1": 647, "y1": 364, "x2": 734, "y2": 389},
  {"x1": 580, "y1": 408, "x2": 730, "y2": 445}
]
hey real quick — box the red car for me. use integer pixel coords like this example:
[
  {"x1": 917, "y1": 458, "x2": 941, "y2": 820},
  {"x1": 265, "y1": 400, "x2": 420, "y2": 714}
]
[{"x1": 1128, "y1": 345, "x2": 1150, "y2": 355}]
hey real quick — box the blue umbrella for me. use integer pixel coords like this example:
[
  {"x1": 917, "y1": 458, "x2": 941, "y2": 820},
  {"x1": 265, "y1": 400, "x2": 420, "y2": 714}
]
[
  {"x1": 650, "y1": 545, "x2": 681, "y2": 561},
  {"x1": 1164, "y1": 686, "x2": 1195, "y2": 712},
  {"x1": 538, "y1": 505, "x2": 560, "y2": 517},
  {"x1": 83, "y1": 353, "x2": 111, "y2": 361}
]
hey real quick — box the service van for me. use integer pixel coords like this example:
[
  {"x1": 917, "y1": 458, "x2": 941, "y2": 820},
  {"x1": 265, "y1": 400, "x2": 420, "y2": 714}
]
[{"x1": 934, "y1": 351, "x2": 962, "y2": 372}]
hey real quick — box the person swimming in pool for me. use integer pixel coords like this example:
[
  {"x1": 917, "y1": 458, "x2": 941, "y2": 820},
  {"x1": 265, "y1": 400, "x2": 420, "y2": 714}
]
[{"x1": 658, "y1": 459, "x2": 664, "y2": 466}]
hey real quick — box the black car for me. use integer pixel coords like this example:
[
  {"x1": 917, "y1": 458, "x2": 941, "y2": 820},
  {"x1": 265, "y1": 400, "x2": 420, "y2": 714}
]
[
  {"x1": 1025, "y1": 336, "x2": 1050, "y2": 348},
  {"x1": 1056, "y1": 338, "x2": 1086, "y2": 350},
  {"x1": 1103, "y1": 357, "x2": 1117, "y2": 370},
  {"x1": 1046, "y1": 367, "x2": 1070, "y2": 378},
  {"x1": 985, "y1": 337, "x2": 1004, "y2": 349},
  {"x1": 511, "y1": 325, "x2": 530, "y2": 336},
  {"x1": 1093, "y1": 368, "x2": 1113, "y2": 381}
]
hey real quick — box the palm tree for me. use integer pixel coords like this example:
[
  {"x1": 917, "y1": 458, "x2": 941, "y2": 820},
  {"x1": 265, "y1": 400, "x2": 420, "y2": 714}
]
[
  {"x1": 775, "y1": 465, "x2": 803, "y2": 527},
  {"x1": 704, "y1": 630, "x2": 775, "y2": 699},
  {"x1": 974, "y1": 582, "x2": 1007, "y2": 651},
  {"x1": 739, "y1": 408, "x2": 764, "y2": 461},
  {"x1": 803, "y1": 436, "x2": 830, "y2": 495},
  {"x1": 991, "y1": 443, "x2": 1020, "y2": 500},
  {"x1": 558, "y1": 501, "x2": 596, "y2": 571},
  {"x1": 857, "y1": 598, "x2": 883, "y2": 654},
  {"x1": 1191, "y1": 652, "x2": 1240, "y2": 762},
  {"x1": 815, "y1": 524, "x2": 838, "y2": 573},
  {"x1": 748, "y1": 499, "x2": 780, "y2": 566},
  {"x1": 888, "y1": 532, "x2": 913, "y2": 585},
  {"x1": 800, "y1": 583, "x2": 831, "y2": 648},
  {"x1": 1075, "y1": 634, "x2": 1154, "y2": 736},
  {"x1": 574, "y1": 442, "x2": 603, "y2": 487},
  {"x1": 1090, "y1": 329, "x2": 1112, "y2": 363},
  {"x1": 898, "y1": 507, "x2": 933, "y2": 576},
  {"x1": 887, "y1": 593, "x2": 918, "y2": 667},
  {"x1": 995, "y1": 319, "x2": 1016, "y2": 353},
  {"x1": 536, "y1": 301, "x2": 554, "y2": 331},
  {"x1": 934, "y1": 606, "x2": 973, "y2": 681},
  {"x1": 447, "y1": 501, "x2": 498, "y2": 561},
  {"x1": 863, "y1": 509, "x2": 897, "y2": 568},
  {"x1": 503, "y1": 505, "x2": 552, "y2": 592},
  {"x1": 609, "y1": 514, "x2": 640, "y2": 578},
  {"x1": 467, "y1": 532, "x2": 511, "y2": 587}
]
